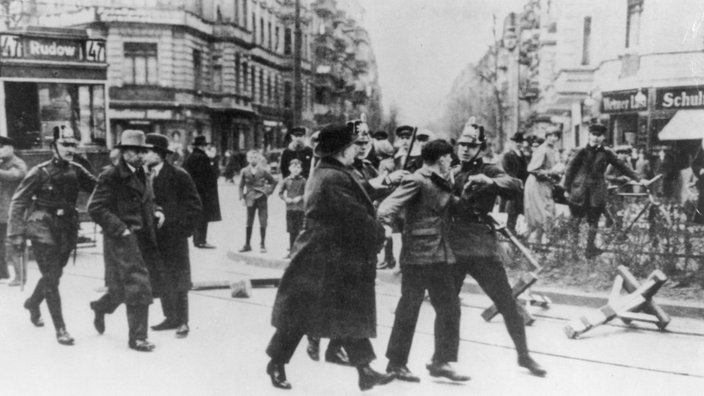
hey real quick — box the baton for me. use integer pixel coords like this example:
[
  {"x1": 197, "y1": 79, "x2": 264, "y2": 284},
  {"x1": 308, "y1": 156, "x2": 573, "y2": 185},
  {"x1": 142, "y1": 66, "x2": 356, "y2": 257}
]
[
  {"x1": 489, "y1": 213, "x2": 543, "y2": 272},
  {"x1": 402, "y1": 126, "x2": 418, "y2": 170}
]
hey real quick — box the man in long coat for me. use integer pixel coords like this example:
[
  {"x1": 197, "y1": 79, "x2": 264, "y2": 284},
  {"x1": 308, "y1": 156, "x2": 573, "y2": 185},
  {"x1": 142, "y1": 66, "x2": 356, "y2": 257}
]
[
  {"x1": 88, "y1": 130, "x2": 163, "y2": 352},
  {"x1": 144, "y1": 134, "x2": 202, "y2": 338},
  {"x1": 184, "y1": 135, "x2": 221, "y2": 248},
  {"x1": 265, "y1": 123, "x2": 394, "y2": 391},
  {"x1": 0, "y1": 136, "x2": 27, "y2": 284},
  {"x1": 563, "y1": 124, "x2": 640, "y2": 259}
]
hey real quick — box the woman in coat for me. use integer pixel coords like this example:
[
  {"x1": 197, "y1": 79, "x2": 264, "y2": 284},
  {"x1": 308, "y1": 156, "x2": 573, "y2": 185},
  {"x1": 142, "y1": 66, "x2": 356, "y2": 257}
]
[
  {"x1": 524, "y1": 130, "x2": 562, "y2": 243},
  {"x1": 265, "y1": 123, "x2": 394, "y2": 392}
]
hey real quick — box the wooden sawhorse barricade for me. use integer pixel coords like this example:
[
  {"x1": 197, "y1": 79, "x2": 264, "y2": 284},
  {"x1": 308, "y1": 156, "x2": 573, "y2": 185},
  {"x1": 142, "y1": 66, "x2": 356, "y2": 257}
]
[
  {"x1": 564, "y1": 266, "x2": 670, "y2": 339},
  {"x1": 191, "y1": 278, "x2": 281, "y2": 298}
]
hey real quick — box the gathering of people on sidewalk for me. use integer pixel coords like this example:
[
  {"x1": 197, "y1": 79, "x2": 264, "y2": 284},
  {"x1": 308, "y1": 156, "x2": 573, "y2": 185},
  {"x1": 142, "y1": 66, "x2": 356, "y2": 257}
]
[{"x1": 2, "y1": 114, "x2": 691, "y2": 393}]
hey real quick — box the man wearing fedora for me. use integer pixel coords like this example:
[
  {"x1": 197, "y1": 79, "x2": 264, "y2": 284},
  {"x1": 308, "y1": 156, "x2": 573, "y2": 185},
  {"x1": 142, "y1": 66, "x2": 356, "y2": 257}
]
[
  {"x1": 143, "y1": 134, "x2": 202, "y2": 338},
  {"x1": 184, "y1": 135, "x2": 221, "y2": 249},
  {"x1": 8, "y1": 126, "x2": 96, "y2": 345},
  {"x1": 500, "y1": 132, "x2": 529, "y2": 234},
  {"x1": 266, "y1": 123, "x2": 394, "y2": 391},
  {"x1": 563, "y1": 124, "x2": 641, "y2": 259},
  {"x1": 280, "y1": 126, "x2": 313, "y2": 179},
  {"x1": 88, "y1": 130, "x2": 164, "y2": 352},
  {"x1": 0, "y1": 136, "x2": 27, "y2": 285}
]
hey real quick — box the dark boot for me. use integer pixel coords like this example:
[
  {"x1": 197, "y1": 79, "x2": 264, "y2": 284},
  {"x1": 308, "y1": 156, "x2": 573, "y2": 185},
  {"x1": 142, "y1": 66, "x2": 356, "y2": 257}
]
[
  {"x1": 56, "y1": 328, "x2": 75, "y2": 346},
  {"x1": 266, "y1": 360, "x2": 292, "y2": 390},
  {"x1": 260, "y1": 227, "x2": 267, "y2": 252},
  {"x1": 240, "y1": 227, "x2": 253, "y2": 252},
  {"x1": 357, "y1": 364, "x2": 394, "y2": 391},
  {"x1": 24, "y1": 299, "x2": 44, "y2": 327},
  {"x1": 306, "y1": 335, "x2": 320, "y2": 361},
  {"x1": 585, "y1": 227, "x2": 603, "y2": 259},
  {"x1": 90, "y1": 301, "x2": 105, "y2": 334}
]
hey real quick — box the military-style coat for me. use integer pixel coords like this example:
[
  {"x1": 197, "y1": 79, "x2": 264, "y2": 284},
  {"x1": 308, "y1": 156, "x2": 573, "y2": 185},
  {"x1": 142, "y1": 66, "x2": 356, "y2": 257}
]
[
  {"x1": 0, "y1": 154, "x2": 27, "y2": 224},
  {"x1": 152, "y1": 162, "x2": 203, "y2": 293},
  {"x1": 448, "y1": 159, "x2": 521, "y2": 258},
  {"x1": 563, "y1": 145, "x2": 639, "y2": 208},
  {"x1": 377, "y1": 167, "x2": 458, "y2": 266},
  {"x1": 271, "y1": 157, "x2": 385, "y2": 339}
]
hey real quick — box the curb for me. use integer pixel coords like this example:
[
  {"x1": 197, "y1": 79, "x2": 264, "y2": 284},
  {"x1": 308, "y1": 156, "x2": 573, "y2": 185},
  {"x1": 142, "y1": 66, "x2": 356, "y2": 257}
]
[{"x1": 226, "y1": 251, "x2": 704, "y2": 320}]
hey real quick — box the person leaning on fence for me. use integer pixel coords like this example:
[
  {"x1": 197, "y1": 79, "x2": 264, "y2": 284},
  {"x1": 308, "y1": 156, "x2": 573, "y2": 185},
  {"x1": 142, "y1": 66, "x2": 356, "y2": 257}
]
[
  {"x1": 8, "y1": 126, "x2": 96, "y2": 346},
  {"x1": 562, "y1": 124, "x2": 642, "y2": 260},
  {"x1": 278, "y1": 158, "x2": 306, "y2": 259},
  {"x1": 0, "y1": 136, "x2": 27, "y2": 285}
]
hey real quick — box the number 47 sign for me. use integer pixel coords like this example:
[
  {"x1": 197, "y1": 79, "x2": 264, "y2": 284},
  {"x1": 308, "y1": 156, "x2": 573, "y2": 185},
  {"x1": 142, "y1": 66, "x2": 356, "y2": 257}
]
[{"x1": 86, "y1": 40, "x2": 106, "y2": 62}]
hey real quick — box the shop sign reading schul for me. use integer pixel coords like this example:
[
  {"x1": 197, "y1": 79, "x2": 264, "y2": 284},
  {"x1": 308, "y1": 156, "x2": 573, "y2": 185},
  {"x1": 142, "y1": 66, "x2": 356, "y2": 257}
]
[{"x1": 656, "y1": 85, "x2": 704, "y2": 110}]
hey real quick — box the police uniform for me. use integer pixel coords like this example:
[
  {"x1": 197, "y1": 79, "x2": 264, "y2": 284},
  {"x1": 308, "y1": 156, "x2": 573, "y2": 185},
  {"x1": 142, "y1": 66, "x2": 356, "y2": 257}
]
[
  {"x1": 449, "y1": 121, "x2": 546, "y2": 377},
  {"x1": 8, "y1": 132, "x2": 96, "y2": 345}
]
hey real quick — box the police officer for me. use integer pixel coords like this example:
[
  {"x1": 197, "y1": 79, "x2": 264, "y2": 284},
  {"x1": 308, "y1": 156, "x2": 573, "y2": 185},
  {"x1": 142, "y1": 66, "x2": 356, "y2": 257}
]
[
  {"x1": 449, "y1": 120, "x2": 547, "y2": 377},
  {"x1": 8, "y1": 126, "x2": 97, "y2": 345}
]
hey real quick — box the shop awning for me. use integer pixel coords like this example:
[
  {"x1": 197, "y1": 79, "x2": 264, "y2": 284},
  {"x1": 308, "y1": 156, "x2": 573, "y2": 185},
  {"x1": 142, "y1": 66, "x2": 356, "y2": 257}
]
[{"x1": 658, "y1": 110, "x2": 704, "y2": 140}]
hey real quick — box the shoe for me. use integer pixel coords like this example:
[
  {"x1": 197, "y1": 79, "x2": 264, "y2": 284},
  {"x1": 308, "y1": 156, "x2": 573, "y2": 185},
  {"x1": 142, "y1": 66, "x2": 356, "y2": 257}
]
[
  {"x1": 128, "y1": 339, "x2": 156, "y2": 352},
  {"x1": 89, "y1": 301, "x2": 105, "y2": 334},
  {"x1": 426, "y1": 361, "x2": 471, "y2": 382},
  {"x1": 197, "y1": 243, "x2": 216, "y2": 249},
  {"x1": 386, "y1": 363, "x2": 420, "y2": 382},
  {"x1": 266, "y1": 360, "x2": 292, "y2": 390},
  {"x1": 238, "y1": 245, "x2": 252, "y2": 253},
  {"x1": 8, "y1": 278, "x2": 23, "y2": 287},
  {"x1": 151, "y1": 319, "x2": 179, "y2": 331},
  {"x1": 377, "y1": 259, "x2": 396, "y2": 270},
  {"x1": 23, "y1": 300, "x2": 44, "y2": 327},
  {"x1": 325, "y1": 345, "x2": 351, "y2": 366},
  {"x1": 56, "y1": 328, "x2": 75, "y2": 346},
  {"x1": 518, "y1": 355, "x2": 547, "y2": 377},
  {"x1": 358, "y1": 364, "x2": 394, "y2": 391},
  {"x1": 175, "y1": 324, "x2": 190, "y2": 338},
  {"x1": 584, "y1": 247, "x2": 604, "y2": 259},
  {"x1": 260, "y1": 246, "x2": 267, "y2": 253},
  {"x1": 306, "y1": 339, "x2": 320, "y2": 361}
]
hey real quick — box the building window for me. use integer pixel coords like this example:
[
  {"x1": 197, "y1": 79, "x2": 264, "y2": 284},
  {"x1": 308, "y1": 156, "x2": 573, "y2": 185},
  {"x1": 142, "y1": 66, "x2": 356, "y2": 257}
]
[
  {"x1": 275, "y1": 26, "x2": 280, "y2": 52},
  {"x1": 284, "y1": 81, "x2": 292, "y2": 108},
  {"x1": 268, "y1": 22, "x2": 272, "y2": 49},
  {"x1": 5, "y1": 82, "x2": 106, "y2": 149},
  {"x1": 626, "y1": 0, "x2": 643, "y2": 48},
  {"x1": 252, "y1": 13, "x2": 256, "y2": 42},
  {"x1": 267, "y1": 76, "x2": 272, "y2": 104},
  {"x1": 213, "y1": 56, "x2": 223, "y2": 92},
  {"x1": 310, "y1": 82, "x2": 314, "y2": 109},
  {"x1": 123, "y1": 42, "x2": 158, "y2": 85},
  {"x1": 581, "y1": 16, "x2": 592, "y2": 65},
  {"x1": 275, "y1": 75, "x2": 280, "y2": 106},
  {"x1": 243, "y1": 0, "x2": 247, "y2": 28},
  {"x1": 193, "y1": 50, "x2": 202, "y2": 90},
  {"x1": 260, "y1": 18, "x2": 265, "y2": 45},
  {"x1": 251, "y1": 65, "x2": 256, "y2": 100},
  {"x1": 234, "y1": 0, "x2": 239, "y2": 25},
  {"x1": 284, "y1": 28, "x2": 292, "y2": 55},
  {"x1": 235, "y1": 54, "x2": 241, "y2": 93},
  {"x1": 259, "y1": 70, "x2": 264, "y2": 103},
  {"x1": 242, "y1": 61, "x2": 248, "y2": 93}
]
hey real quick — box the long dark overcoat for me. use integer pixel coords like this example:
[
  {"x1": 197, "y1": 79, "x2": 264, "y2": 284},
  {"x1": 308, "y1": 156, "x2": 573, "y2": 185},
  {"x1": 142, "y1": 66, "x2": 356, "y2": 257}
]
[
  {"x1": 563, "y1": 145, "x2": 638, "y2": 208},
  {"x1": 499, "y1": 149, "x2": 528, "y2": 215},
  {"x1": 152, "y1": 162, "x2": 203, "y2": 292},
  {"x1": 184, "y1": 147, "x2": 221, "y2": 222},
  {"x1": 88, "y1": 160, "x2": 160, "y2": 306},
  {"x1": 271, "y1": 157, "x2": 385, "y2": 339}
]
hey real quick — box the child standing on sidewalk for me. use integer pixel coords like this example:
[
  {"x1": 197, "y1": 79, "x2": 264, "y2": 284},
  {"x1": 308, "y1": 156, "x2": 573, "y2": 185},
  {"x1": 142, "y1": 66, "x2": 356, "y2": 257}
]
[
  {"x1": 278, "y1": 159, "x2": 306, "y2": 259},
  {"x1": 239, "y1": 150, "x2": 276, "y2": 253}
]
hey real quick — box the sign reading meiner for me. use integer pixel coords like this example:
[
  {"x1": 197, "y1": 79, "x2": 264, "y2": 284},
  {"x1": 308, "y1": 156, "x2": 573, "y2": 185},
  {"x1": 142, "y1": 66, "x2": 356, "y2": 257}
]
[{"x1": 601, "y1": 89, "x2": 649, "y2": 113}]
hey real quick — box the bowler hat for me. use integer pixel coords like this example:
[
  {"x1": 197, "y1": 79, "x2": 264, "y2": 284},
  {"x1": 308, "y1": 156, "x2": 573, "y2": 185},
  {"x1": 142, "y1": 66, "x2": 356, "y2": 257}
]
[
  {"x1": 373, "y1": 130, "x2": 388, "y2": 140},
  {"x1": 395, "y1": 125, "x2": 414, "y2": 138},
  {"x1": 290, "y1": 127, "x2": 306, "y2": 136},
  {"x1": 314, "y1": 124, "x2": 356, "y2": 158},
  {"x1": 509, "y1": 132, "x2": 525, "y2": 142},
  {"x1": 145, "y1": 133, "x2": 173, "y2": 154},
  {"x1": 116, "y1": 130, "x2": 152, "y2": 149},
  {"x1": 589, "y1": 124, "x2": 607, "y2": 135},
  {"x1": 0, "y1": 136, "x2": 16, "y2": 146},
  {"x1": 193, "y1": 135, "x2": 209, "y2": 146}
]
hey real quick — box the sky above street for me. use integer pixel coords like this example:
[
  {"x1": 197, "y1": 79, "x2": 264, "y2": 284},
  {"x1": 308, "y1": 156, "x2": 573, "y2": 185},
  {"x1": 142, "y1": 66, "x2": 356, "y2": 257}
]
[{"x1": 358, "y1": 0, "x2": 527, "y2": 127}]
